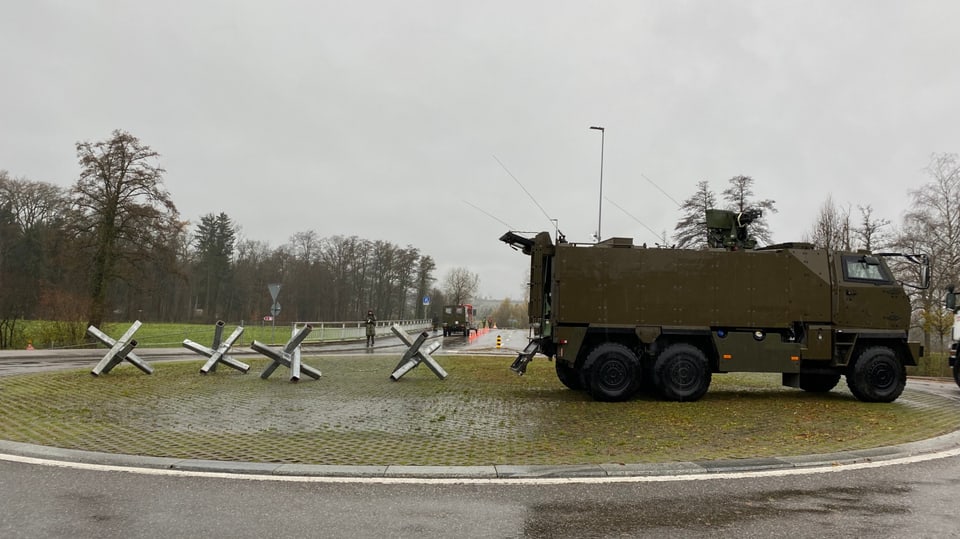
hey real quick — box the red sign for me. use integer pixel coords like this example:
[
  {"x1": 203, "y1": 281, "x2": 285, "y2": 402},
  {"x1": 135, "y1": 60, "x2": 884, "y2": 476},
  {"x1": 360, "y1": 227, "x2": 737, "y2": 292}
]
[{"x1": 263, "y1": 315, "x2": 273, "y2": 321}]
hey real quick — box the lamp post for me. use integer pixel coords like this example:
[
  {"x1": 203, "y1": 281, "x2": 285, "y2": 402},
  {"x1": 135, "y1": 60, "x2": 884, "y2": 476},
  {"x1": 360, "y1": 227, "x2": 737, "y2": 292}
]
[{"x1": 589, "y1": 126, "x2": 605, "y2": 242}]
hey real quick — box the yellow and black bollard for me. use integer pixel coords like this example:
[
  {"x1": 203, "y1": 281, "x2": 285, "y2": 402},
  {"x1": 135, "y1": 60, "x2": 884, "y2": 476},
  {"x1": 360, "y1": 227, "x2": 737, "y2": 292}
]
[{"x1": 496, "y1": 335, "x2": 502, "y2": 349}]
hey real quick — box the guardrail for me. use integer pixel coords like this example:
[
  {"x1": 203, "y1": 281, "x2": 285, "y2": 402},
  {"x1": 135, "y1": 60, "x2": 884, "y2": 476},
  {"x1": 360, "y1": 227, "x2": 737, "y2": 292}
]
[
  {"x1": 291, "y1": 319, "x2": 432, "y2": 344},
  {"x1": 11, "y1": 319, "x2": 436, "y2": 351}
]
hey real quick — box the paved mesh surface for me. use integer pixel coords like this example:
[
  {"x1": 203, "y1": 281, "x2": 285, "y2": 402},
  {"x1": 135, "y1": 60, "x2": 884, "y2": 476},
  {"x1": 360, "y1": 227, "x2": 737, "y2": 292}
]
[{"x1": 1, "y1": 355, "x2": 959, "y2": 466}]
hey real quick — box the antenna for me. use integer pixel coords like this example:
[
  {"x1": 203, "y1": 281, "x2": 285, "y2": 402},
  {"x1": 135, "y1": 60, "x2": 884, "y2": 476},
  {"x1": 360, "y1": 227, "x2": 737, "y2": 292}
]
[
  {"x1": 463, "y1": 200, "x2": 513, "y2": 229},
  {"x1": 492, "y1": 155, "x2": 555, "y2": 230},
  {"x1": 641, "y1": 173, "x2": 682, "y2": 208},
  {"x1": 605, "y1": 196, "x2": 664, "y2": 244}
]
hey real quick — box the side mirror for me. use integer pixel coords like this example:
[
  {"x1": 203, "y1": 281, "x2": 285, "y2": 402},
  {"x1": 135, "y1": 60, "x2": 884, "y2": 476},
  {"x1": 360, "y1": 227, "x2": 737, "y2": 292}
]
[{"x1": 946, "y1": 286, "x2": 957, "y2": 311}]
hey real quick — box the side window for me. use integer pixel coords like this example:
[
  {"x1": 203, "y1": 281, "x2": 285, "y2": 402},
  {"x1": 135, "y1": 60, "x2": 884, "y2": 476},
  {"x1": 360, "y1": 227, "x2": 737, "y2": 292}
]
[
  {"x1": 444, "y1": 307, "x2": 453, "y2": 314},
  {"x1": 842, "y1": 255, "x2": 892, "y2": 283}
]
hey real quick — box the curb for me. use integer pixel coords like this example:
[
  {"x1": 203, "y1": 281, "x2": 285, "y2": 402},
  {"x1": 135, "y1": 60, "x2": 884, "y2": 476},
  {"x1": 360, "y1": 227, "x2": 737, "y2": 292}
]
[{"x1": 4, "y1": 427, "x2": 960, "y2": 479}]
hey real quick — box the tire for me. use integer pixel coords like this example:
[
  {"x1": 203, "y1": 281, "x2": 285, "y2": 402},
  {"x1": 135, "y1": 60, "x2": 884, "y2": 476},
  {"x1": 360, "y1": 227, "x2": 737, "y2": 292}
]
[
  {"x1": 555, "y1": 360, "x2": 583, "y2": 390},
  {"x1": 653, "y1": 343, "x2": 711, "y2": 402},
  {"x1": 953, "y1": 358, "x2": 960, "y2": 389},
  {"x1": 798, "y1": 372, "x2": 841, "y2": 393},
  {"x1": 582, "y1": 343, "x2": 641, "y2": 402},
  {"x1": 845, "y1": 346, "x2": 906, "y2": 403}
]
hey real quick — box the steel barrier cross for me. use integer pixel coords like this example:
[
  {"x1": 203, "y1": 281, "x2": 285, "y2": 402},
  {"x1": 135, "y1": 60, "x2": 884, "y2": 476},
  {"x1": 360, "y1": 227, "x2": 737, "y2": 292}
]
[
  {"x1": 389, "y1": 324, "x2": 446, "y2": 381},
  {"x1": 183, "y1": 320, "x2": 250, "y2": 374},
  {"x1": 88, "y1": 320, "x2": 154, "y2": 376},
  {"x1": 251, "y1": 324, "x2": 321, "y2": 382}
]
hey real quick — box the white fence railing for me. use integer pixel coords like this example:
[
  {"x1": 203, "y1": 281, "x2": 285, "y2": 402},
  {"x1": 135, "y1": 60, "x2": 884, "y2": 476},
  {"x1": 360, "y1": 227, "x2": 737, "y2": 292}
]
[{"x1": 291, "y1": 319, "x2": 433, "y2": 344}]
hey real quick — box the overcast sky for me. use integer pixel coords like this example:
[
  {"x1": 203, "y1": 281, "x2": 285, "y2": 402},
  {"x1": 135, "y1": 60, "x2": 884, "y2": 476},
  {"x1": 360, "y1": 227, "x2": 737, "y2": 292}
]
[{"x1": 3, "y1": 1, "x2": 960, "y2": 300}]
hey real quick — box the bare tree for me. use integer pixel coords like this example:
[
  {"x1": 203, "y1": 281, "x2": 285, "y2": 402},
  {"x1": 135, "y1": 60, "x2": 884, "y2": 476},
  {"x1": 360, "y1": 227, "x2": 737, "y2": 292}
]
[
  {"x1": 228, "y1": 238, "x2": 276, "y2": 320},
  {"x1": 392, "y1": 246, "x2": 421, "y2": 319},
  {"x1": 853, "y1": 204, "x2": 890, "y2": 252},
  {"x1": 893, "y1": 153, "x2": 960, "y2": 351},
  {"x1": 804, "y1": 195, "x2": 851, "y2": 250},
  {"x1": 900, "y1": 153, "x2": 960, "y2": 285},
  {"x1": 0, "y1": 171, "x2": 68, "y2": 231},
  {"x1": 288, "y1": 229, "x2": 321, "y2": 263},
  {"x1": 492, "y1": 297, "x2": 526, "y2": 328},
  {"x1": 71, "y1": 130, "x2": 181, "y2": 329},
  {"x1": 443, "y1": 267, "x2": 479, "y2": 305},
  {"x1": 673, "y1": 180, "x2": 717, "y2": 249},
  {"x1": 0, "y1": 178, "x2": 20, "y2": 347},
  {"x1": 1, "y1": 172, "x2": 74, "y2": 347},
  {"x1": 319, "y1": 235, "x2": 360, "y2": 319},
  {"x1": 368, "y1": 240, "x2": 397, "y2": 315}
]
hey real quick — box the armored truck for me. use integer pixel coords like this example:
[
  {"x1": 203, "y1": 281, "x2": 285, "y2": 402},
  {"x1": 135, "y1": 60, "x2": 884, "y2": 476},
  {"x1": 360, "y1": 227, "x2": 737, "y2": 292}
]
[
  {"x1": 501, "y1": 209, "x2": 929, "y2": 403},
  {"x1": 441, "y1": 304, "x2": 475, "y2": 337}
]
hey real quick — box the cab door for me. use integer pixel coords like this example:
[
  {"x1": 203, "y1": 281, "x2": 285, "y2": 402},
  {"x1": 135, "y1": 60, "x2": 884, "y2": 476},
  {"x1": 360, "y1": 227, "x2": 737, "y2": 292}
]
[{"x1": 833, "y1": 254, "x2": 908, "y2": 330}]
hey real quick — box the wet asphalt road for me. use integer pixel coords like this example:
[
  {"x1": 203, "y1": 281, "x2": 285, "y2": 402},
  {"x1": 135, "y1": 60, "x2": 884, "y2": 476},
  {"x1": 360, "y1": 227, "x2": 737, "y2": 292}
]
[
  {"x1": 2, "y1": 447, "x2": 960, "y2": 538},
  {"x1": 2, "y1": 333, "x2": 960, "y2": 538}
]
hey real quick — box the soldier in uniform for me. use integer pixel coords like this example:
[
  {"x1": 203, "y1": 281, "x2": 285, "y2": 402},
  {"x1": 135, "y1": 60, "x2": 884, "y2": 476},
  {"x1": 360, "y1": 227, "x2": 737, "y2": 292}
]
[{"x1": 365, "y1": 309, "x2": 377, "y2": 347}]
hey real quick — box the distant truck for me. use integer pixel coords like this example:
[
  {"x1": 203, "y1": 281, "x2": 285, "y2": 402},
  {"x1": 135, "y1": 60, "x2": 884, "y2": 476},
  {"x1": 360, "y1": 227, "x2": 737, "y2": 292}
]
[
  {"x1": 441, "y1": 304, "x2": 475, "y2": 337},
  {"x1": 501, "y1": 209, "x2": 929, "y2": 403},
  {"x1": 941, "y1": 288, "x2": 960, "y2": 388}
]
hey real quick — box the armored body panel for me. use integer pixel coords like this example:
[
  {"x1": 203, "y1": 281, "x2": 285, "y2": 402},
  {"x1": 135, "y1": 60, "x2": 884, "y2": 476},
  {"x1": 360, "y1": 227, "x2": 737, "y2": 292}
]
[
  {"x1": 551, "y1": 238, "x2": 909, "y2": 331},
  {"x1": 553, "y1": 240, "x2": 831, "y2": 328}
]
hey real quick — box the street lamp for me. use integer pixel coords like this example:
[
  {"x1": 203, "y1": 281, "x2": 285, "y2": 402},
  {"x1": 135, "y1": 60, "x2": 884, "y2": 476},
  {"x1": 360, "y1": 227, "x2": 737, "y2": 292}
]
[{"x1": 590, "y1": 126, "x2": 605, "y2": 242}]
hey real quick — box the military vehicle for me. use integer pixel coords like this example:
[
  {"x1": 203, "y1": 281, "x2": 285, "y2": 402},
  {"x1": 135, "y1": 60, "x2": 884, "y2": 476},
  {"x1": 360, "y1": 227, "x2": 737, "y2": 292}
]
[
  {"x1": 500, "y1": 209, "x2": 930, "y2": 402},
  {"x1": 941, "y1": 288, "x2": 960, "y2": 388},
  {"x1": 441, "y1": 304, "x2": 474, "y2": 337}
]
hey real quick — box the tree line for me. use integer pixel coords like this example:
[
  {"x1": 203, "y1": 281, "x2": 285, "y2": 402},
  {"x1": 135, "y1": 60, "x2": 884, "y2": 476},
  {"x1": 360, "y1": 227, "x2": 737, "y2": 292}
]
[
  {"x1": 0, "y1": 130, "x2": 479, "y2": 349},
  {"x1": 3, "y1": 130, "x2": 957, "y2": 353}
]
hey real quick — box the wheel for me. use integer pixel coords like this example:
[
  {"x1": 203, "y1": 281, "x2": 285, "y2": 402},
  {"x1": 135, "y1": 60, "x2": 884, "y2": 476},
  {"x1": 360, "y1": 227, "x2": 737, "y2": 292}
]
[
  {"x1": 953, "y1": 358, "x2": 960, "y2": 389},
  {"x1": 555, "y1": 360, "x2": 583, "y2": 390},
  {"x1": 653, "y1": 343, "x2": 711, "y2": 402},
  {"x1": 845, "y1": 346, "x2": 906, "y2": 403},
  {"x1": 582, "y1": 343, "x2": 641, "y2": 402},
  {"x1": 798, "y1": 372, "x2": 841, "y2": 393}
]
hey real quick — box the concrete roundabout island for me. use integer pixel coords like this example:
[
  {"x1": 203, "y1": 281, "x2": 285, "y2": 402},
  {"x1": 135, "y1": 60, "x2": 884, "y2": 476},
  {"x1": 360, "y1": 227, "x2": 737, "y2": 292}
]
[{"x1": 2, "y1": 352, "x2": 960, "y2": 479}]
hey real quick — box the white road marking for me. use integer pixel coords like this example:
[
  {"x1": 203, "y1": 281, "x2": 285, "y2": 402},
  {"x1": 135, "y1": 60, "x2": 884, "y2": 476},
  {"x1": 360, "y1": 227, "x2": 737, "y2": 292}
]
[{"x1": 3, "y1": 447, "x2": 960, "y2": 485}]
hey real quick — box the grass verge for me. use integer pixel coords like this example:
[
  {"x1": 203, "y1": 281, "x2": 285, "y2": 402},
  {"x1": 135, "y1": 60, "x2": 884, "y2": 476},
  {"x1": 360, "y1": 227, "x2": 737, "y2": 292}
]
[{"x1": 1, "y1": 355, "x2": 958, "y2": 466}]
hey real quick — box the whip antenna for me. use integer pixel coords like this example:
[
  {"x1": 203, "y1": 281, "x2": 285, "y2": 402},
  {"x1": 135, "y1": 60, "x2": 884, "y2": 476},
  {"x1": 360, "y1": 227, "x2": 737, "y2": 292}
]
[
  {"x1": 492, "y1": 155, "x2": 554, "y2": 229},
  {"x1": 463, "y1": 200, "x2": 513, "y2": 229}
]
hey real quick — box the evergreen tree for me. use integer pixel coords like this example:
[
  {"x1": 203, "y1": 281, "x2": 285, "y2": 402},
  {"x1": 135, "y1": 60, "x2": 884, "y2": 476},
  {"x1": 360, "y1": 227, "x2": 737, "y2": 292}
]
[
  {"x1": 721, "y1": 175, "x2": 777, "y2": 245},
  {"x1": 193, "y1": 212, "x2": 236, "y2": 320},
  {"x1": 673, "y1": 180, "x2": 717, "y2": 249}
]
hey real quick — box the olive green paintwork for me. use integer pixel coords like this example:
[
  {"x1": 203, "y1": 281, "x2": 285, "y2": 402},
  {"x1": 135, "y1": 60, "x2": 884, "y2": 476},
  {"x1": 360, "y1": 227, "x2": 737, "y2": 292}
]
[
  {"x1": 441, "y1": 304, "x2": 473, "y2": 336},
  {"x1": 512, "y1": 230, "x2": 919, "y2": 373}
]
